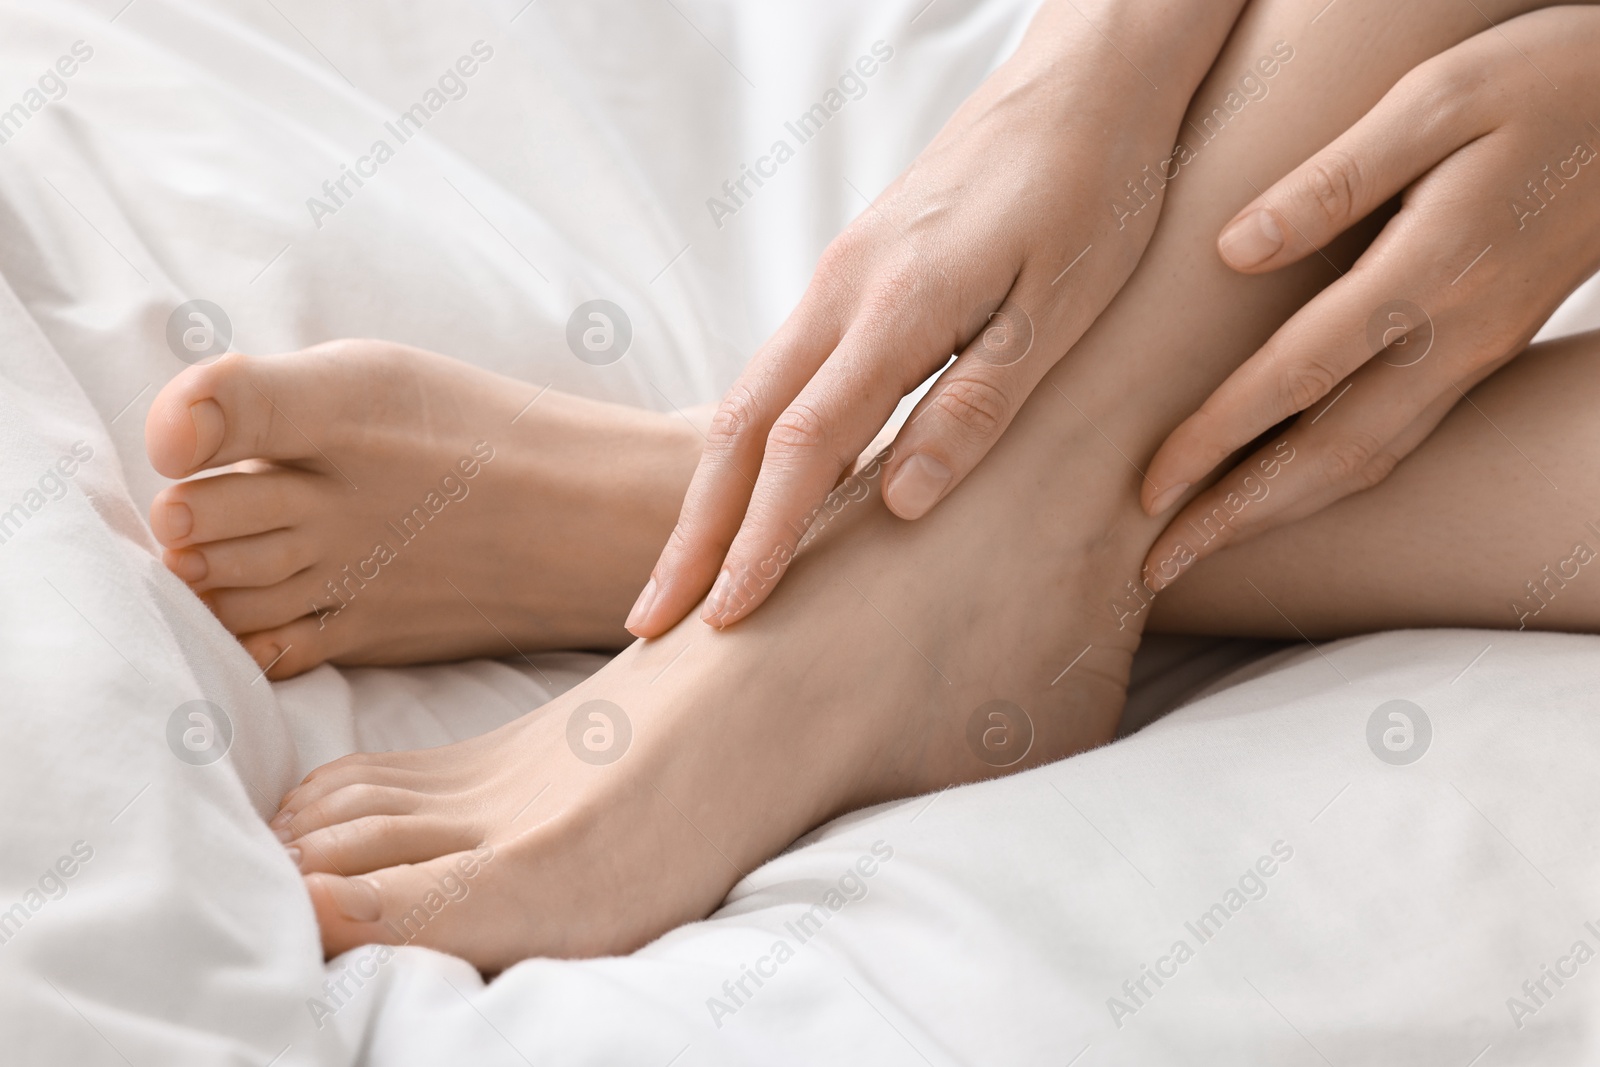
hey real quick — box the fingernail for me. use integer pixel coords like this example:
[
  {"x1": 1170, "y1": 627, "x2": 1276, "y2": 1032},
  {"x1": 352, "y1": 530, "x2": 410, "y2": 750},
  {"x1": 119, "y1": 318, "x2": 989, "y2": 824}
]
[
  {"x1": 624, "y1": 577, "x2": 657, "y2": 633},
  {"x1": 169, "y1": 549, "x2": 207, "y2": 583},
  {"x1": 284, "y1": 845, "x2": 301, "y2": 867},
  {"x1": 273, "y1": 824, "x2": 294, "y2": 843},
  {"x1": 702, "y1": 569, "x2": 735, "y2": 625},
  {"x1": 269, "y1": 809, "x2": 293, "y2": 830},
  {"x1": 1218, "y1": 210, "x2": 1283, "y2": 270},
  {"x1": 189, "y1": 398, "x2": 225, "y2": 469},
  {"x1": 1148, "y1": 482, "x2": 1191, "y2": 515},
  {"x1": 253, "y1": 643, "x2": 281, "y2": 671},
  {"x1": 884, "y1": 454, "x2": 952, "y2": 519},
  {"x1": 158, "y1": 501, "x2": 193, "y2": 542},
  {"x1": 329, "y1": 877, "x2": 384, "y2": 923}
]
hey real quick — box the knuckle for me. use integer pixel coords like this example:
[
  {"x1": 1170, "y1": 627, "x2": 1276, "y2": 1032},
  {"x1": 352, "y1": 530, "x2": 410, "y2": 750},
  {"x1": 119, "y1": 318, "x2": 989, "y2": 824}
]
[
  {"x1": 765, "y1": 401, "x2": 833, "y2": 462},
  {"x1": 1355, "y1": 448, "x2": 1401, "y2": 490},
  {"x1": 1300, "y1": 150, "x2": 1363, "y2": 227},
  {"x1": 663, "y1": 522, "x2": 693, "y2": 555},
  {"x1": 860, "y1": 259, "x2": 934, "y2": 323},
  {"x1": 931, "y1": 376, "x2": 1012, "y2": 442},
  {"x1": 338, "y1": 782, "x2": 386, "y2": 812},
  {"x1": 1323, "y1": 432, "x2": 1388, "y2": 487},
  {"x1": 817, "y1": 227, "x2": 867, "y2": 275},
  {"x1": 706, "y1": 386, "x2": 763, "y2": 452},
  {"x1": 1283, "y1": 361, "x2": 1340, "y2": 413}
]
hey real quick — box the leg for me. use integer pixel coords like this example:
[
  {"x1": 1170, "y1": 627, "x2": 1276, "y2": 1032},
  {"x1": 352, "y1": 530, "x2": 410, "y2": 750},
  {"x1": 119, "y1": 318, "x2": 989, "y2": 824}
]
[
  {"x1": 1151, "y1": 328, "x2": 1600, "y2": 637},
  {"x1": 260, "y1": 0, "x2": 1520, "y2": 968},
  {"x1": 144, "y1": 340, "x2": 703, "y2": 675}
]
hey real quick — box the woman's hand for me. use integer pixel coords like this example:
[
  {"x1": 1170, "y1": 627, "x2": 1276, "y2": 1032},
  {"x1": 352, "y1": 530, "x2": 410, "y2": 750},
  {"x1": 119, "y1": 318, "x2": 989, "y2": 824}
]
[
  {"x1": 628, "y1": 0, "x2": 1250, "y2": 634},
  {"x1": 1141, "y1": 5, "x2": 1600, "y2": 586}
]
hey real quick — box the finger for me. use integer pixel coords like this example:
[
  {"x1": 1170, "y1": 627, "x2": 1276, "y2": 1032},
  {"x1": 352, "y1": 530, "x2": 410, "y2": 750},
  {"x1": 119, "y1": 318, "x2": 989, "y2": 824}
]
[
  {"x1": 1143, "y1": 271, "x2": 1409, "y2": 512},
  {"x1": 623, "y1": 308, "x2": 841, "y2": 638},
  {"x1": 635, "y1": 236, "x2": 987, "y2": 634},
  {"x1": 881, "y1": 274, "x2": 1075, "y2": 521},
  {"x1": 1142, "y1": 351, "x2": 1491, "y2": 586},
  {"x1": 1215, "y1": 56, "x2": 1491, "y2": 274},
  {"x1": 700, "y1": 314, "x2": 955, "y2": 628}
]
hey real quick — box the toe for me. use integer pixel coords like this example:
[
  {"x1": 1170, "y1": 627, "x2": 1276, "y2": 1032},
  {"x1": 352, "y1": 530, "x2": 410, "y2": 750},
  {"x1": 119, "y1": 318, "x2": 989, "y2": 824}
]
[
  {"x1": 171, "y1": 529, "x2": 315, "y2": 592},
  {"x1": 146, "y1": 351, "x2": 360, "y2": 478},
  {"x1": 279, "y1": 755, "x2": 433, "y2": 814},
  {"x1": 276, "y1": 782, "x2": 424, "y2": 838},
  {"x1": 291, "y1": 814, "x2": 483, "y2": 876},
  {"x1": 306, "y1": 847, "x2": 503, "y2": 962},
  {"x1": 238, "y1": 614, "x2": 343, "y2": 680},
  {"x1": 203, "y1": 571, "x2": 330, "y2": 637},
  {"x1": 152, "y1": 470, "x2": 315, "y2": 548}
]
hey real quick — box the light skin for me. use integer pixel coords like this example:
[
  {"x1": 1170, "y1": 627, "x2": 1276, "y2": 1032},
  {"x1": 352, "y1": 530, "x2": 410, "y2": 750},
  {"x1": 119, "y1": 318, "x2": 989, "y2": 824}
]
[
  {"x1": 626, "y1": 0, "x2": 1599, "y2": 638},
  {"x1": 623, "y1": 0, "x2": 1255, "y2": 635},
  {"x1": 145, "y1": 343, "x2": 703, "y2": 677},
  {"x1": 144, "y1": 0, "x2": 1599, "y2": 968},
  {"x1": 1143, "y1": 5, "x2": 1600, "y2": 584}
]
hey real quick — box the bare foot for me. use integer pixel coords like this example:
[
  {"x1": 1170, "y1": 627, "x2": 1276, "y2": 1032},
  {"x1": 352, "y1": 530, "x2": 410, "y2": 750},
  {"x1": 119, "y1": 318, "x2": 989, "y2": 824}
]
[
  {"x1": 271, "y1": 393, "x2": 1145, "y2": 969},
  {"x1": 144, "y1": 340, "x2": 701, "y2": 678},
  {"x1": 261, "y1": 0, "x2": 1446, "y2": 969}
]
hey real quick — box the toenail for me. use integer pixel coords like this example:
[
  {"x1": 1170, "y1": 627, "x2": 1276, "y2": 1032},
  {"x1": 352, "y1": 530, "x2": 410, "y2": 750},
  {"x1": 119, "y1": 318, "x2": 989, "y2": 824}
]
[
  {"x1": 884, "y1": 454, "x2": 952, "y2": 520},
  {"x1": 170, "y1": 550, "x2": 208, "y2": 583},
  {"x1": 159, "y1": 502, "x2": 193, "y2": 542},
  {"x1": 331, "y1": 877, "x2": 384, "y2": 923},
  {"x1": 189, "y1": 398, "x2": 225, "y2": 469}
]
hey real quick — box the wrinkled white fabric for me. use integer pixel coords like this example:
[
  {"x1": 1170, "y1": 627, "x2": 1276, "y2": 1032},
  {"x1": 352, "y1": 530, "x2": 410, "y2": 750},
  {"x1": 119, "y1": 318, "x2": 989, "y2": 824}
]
[{"x1": 0, "y1": 1, "x2": 1596, "y2": 1064}]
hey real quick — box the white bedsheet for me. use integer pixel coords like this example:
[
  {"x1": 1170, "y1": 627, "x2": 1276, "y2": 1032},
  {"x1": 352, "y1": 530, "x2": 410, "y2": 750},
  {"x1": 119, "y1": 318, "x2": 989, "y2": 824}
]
[{"x1": 1, "y1": 1, "x2": 1597, "y2": 1064}]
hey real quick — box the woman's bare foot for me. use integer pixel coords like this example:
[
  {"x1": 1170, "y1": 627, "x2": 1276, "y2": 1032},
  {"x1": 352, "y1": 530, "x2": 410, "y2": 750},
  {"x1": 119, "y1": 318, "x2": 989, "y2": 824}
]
[
  {"x1": 144, "y1": 340, "x2": 701, "y2": 678},
  {"x1": 268, "y1": 0, "x2": 1477, "y2": 970},
  {"x1": 274, "y1": 404, "x2": 1144, "y2": 969}
]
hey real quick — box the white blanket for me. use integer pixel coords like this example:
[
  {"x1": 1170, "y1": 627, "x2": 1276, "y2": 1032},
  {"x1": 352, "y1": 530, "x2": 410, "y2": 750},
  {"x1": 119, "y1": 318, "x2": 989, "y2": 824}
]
[{"x1": 2, "y1": 1, "x2": 1597, "y2": 1064}]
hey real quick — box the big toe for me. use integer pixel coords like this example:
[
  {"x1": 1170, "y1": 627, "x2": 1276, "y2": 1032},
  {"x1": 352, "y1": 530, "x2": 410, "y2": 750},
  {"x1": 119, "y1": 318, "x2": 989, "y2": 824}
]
[
  {"x1": 145, "y1": 351, "x2": 339, "y2": 478},
  {"x1": 307, "y1": 849, "x2": 502, "y2": 963},
  {"x1": 146, "y1": 372, "x2": 225, "y2": 477}
]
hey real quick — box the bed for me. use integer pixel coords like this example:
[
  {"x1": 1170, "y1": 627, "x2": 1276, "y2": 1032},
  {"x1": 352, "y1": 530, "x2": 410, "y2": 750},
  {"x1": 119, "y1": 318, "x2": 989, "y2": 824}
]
[{"x1": 4, "y1": 1, "x2": 1598, "y2": 1063}]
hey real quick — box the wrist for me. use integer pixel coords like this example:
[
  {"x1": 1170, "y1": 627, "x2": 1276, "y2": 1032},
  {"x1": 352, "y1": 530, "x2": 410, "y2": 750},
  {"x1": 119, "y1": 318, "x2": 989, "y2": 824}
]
[{"x1": 1016, "y1": 0, "x2": 1248, "y2": 107}]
